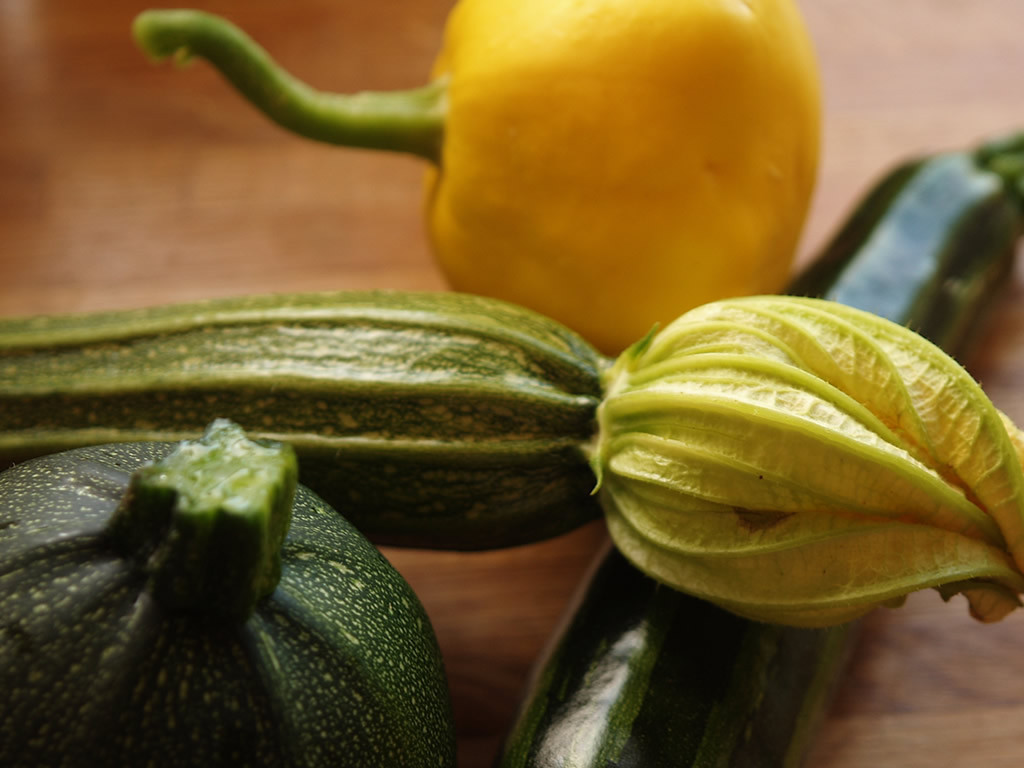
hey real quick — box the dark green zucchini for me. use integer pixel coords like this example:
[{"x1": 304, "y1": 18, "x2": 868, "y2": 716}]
[
  {"x1": 497, "y1": 544, "x2": 856, "y2": 768},
  {"x1": 495, "y1": 137, "x2": 1023, "y2": 767},
  {"x1": 0, "y1": 420, "x2": 455, "y2": 767},
  {"x1": 789, "y1": 140, "x2": 1022, "y2": 351},
  {"x1": 0, "y1": 291, "x2": 604, "y2": 550}
]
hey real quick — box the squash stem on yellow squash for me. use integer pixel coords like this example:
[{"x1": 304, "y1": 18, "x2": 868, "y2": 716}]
[{"x1": 133, "y1": 9, "x2": 446, "y2": 162}]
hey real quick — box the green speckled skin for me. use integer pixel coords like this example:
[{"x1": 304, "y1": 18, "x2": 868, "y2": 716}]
[
  {"x1": 0, "y1": 290, "x2": 605, "y2": 549},
  {"x1": 0, "y1": 441, "x2": 455, "y2": 768}
]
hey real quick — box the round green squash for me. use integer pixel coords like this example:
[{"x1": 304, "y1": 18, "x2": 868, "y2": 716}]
[{"x1": 0, "y1": 421, "x2": 455, "y2": 767}]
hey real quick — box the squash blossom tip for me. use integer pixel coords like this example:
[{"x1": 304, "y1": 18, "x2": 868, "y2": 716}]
[
  {"x1": 596, "y1": 295, "x2": 1024, "y2": 627},
  {"x1": 587, "y1": 451, "x2": 604, "y2": 495}
]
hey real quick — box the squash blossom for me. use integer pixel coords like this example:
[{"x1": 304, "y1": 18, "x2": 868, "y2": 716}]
[{"x1": 592, "y1": 295, "x2": 1024, "y2": 627}]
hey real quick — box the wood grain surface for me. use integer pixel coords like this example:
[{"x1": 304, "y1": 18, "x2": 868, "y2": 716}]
[{"x1": 4, "y1": 1, "x2": 1024, "y2": 765}]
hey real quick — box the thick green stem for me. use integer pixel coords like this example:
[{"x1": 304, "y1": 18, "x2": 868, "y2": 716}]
[
  {"x1": 107, "y1": 419, "x2": 298, "y2": 623},
  {"x1": 133, "y1": 9, "x2": 445, "y2": 163}
]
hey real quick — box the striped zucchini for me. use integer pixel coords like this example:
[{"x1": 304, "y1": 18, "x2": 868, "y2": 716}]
[
  {"x1": 494, "y1": 138, "x2": 1022, "y2": 767},
  {"x1": 0, "y1": 291, "x2": 603, "y2": 549}
]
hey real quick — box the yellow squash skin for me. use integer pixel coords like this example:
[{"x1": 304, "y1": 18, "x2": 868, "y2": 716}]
[{"x1": 426, "y1": 0, "x2": 821, "y2": 352}]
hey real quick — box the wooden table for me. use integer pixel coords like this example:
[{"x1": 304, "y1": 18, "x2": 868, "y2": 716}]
[{"x1": 4, "y1": 1, "x2": 1024, "y2": 765}]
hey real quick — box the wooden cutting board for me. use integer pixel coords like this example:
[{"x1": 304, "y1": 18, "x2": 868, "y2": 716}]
[{"x1": 3, "y1": 1, "x2": 1024, "y2": 765}]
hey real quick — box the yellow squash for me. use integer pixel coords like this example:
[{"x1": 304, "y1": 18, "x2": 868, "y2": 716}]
[
  {"x1": 427, "y1": 0, "x2": 821, "y2": 352},
  {"x1": 134, "y1": 2, "x2": 821, "y2": 352}
]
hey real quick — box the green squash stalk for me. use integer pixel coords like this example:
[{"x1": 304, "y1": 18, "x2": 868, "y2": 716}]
[
  {"x1": 132, "y1": 10, "x2": 445, "y2": 161},
  {"x1": 107, "y1": 418, "x2": 297, "y2": 622}
]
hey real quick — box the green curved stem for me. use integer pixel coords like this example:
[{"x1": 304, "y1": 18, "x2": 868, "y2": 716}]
[
  {"x1": 133, "y1": 9, "x2": 445, "y2": 163},
  {"x1": 107, "y1": 419, "x2": 298, "y2": 623}
]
